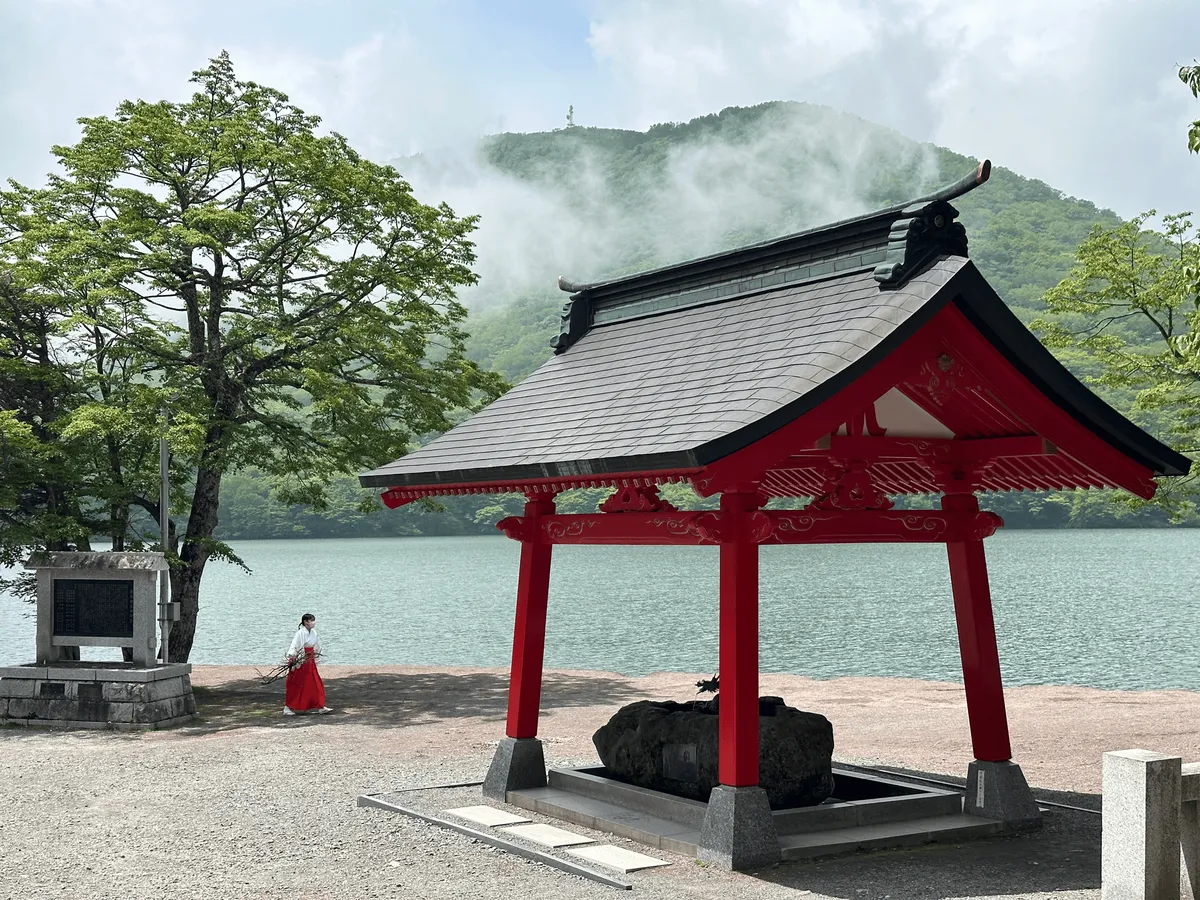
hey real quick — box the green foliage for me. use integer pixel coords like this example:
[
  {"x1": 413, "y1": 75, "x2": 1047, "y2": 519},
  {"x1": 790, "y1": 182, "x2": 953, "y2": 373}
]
[
  {"x1": 1182, "y1": 63, "x2": 1200, "y2": 155},
  {"x1": 1034, "y1": 212, "x2": 1200, "y2": 502},
  {"x1": 0, "y1": 53, "x2": 504, "y2": 656}
]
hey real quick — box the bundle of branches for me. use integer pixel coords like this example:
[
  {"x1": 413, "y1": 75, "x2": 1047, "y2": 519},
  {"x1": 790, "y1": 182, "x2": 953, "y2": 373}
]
[{"x1": 257, "y1": 651, "x2": 324, "y2": 685}]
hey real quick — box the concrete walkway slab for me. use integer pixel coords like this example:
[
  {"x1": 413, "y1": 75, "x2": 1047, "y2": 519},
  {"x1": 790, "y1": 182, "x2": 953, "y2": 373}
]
[
  {"x1": 567, "y1": 844, "x2": 671, "y2": 873},
  {"x1": 443, "y1": 805, "x2": 530, "y2": 827},
  {"x1": 501, "y1": 823, "x2": 597, "y2": 848}
]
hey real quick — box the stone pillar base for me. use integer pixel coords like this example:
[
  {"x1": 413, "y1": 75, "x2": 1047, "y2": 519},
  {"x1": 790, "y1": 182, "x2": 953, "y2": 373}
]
[
  {"x1": 0, "y1": 663, "x2": 195, "y2": 730},
  {"x1": 483, "y1": 737, "x2": 546, "y2": 801},
  {"x1": 965, "y1": 760, "x2": 1041, "y2": 830},
  {"x1": 698, "y1": 785, "x2": 780, "y2": 870}
]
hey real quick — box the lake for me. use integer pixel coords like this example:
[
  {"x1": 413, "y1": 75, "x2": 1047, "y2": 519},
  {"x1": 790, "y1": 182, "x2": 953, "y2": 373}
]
[{"x1": 1, "y1": 530, "x2": 1196, "y2": 691}]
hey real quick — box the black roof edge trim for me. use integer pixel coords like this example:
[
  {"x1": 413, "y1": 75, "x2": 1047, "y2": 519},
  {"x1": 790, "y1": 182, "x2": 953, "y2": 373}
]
[
  {"x1": 950, "y1": 270, "x2": 1191, "y2": 478},
  {"x1": 357, "y1": 450, "x2": 702, "y2": 491}
]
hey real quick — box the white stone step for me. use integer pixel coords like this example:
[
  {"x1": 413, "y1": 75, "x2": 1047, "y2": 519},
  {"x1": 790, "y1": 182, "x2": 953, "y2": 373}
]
[
  {"x1": 499, "y1": 822, "x2": 597, "y2": 848},
  {"x1": 567, "y1": 844, "x2": 671, "y2": 873},
  {"x1": 443, "y1": 805, "x2": 530, "y2": 827}
]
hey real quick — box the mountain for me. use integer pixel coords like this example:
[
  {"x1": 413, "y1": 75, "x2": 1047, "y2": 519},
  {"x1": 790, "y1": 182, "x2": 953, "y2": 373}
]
[{"x1": 436, "y1": 101, "x2": 1122, "y2": 383}]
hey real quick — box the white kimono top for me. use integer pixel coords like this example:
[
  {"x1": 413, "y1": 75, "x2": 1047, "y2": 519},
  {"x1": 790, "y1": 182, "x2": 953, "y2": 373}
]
[{"x1": 288, "y1": 627, "x2": 322, "y2": 659}]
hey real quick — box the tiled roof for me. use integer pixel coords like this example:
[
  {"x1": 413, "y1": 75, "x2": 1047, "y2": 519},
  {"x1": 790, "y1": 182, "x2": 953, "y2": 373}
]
[{"x1": 360, "y1": 257, "x2": 964, "y2": 488}]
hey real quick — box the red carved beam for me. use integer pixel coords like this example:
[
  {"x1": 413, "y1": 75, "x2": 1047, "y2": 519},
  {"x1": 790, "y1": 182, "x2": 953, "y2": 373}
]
[
  {"x1": 761, "y1": 509, "x2": 1002, "y2": 544},
  {"x1": 497, "y1": 509, "x2": 1003, "y2": 546}
]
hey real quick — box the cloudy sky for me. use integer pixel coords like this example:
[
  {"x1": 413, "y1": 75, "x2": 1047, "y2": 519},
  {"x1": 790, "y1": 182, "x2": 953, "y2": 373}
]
[{"x1": 1, "y1": 0, "x2": 1198, "y2": 220}]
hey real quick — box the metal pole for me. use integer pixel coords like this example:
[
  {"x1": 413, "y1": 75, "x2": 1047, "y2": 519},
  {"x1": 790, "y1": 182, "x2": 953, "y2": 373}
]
[{"x1": 159, "y1": 403, "x2": 171, "y2": 665}]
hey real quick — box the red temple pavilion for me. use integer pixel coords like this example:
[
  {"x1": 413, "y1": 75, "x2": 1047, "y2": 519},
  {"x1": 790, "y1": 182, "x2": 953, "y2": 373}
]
[{"x1": 359, "y1": 161, "x2": 1189, "y2": 868}]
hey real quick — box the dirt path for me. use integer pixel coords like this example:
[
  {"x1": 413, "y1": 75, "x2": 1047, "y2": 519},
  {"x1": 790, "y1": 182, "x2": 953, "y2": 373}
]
[
  {"x1": 190, "y1": 664, "x2": 1200, "y2": 793},
  {"x1": 3, "y1": 665, "x2": 1197, "y2": 900}
]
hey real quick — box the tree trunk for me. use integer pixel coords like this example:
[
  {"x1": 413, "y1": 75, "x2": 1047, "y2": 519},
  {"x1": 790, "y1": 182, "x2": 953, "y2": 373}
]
[{"x1": 168, "y1": 459, "x2": 223, "y2": 662}]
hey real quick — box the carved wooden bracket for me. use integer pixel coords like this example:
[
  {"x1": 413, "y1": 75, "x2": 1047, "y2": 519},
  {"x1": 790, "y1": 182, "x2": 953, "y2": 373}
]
[
  {"x1": 922, "y1": 353, "x2": 962, "y2": 406},
  {"x1": 807, "y1": 460, "x2": 894, "y2": 511},
  {"x1": 496, "y1": 516, "x2": 533, "y2": 542},
  {"x1": 600, "y1": 484, "x2": 677, "y2": 514}
]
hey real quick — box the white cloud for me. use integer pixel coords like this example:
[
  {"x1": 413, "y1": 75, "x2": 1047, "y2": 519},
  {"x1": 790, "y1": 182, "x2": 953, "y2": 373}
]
[
  {"x1": 587, "y1": 0, "x2": 884, "y2": 128},
  {"x1": 1, "y1": 0, "x2": 1197, "y2": 291},
  {"x1": 583, "y1": 0, "x2": 1200, "y2": 217}
]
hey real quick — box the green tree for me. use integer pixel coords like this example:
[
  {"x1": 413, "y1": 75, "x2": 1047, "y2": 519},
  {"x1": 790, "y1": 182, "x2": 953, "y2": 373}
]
[
  {"x1": 1034, "y1": 212, "x2": 1200, "y2": 504},
  {"x1": 1, "y1": 53, "x2": 504, "y2": 659}
]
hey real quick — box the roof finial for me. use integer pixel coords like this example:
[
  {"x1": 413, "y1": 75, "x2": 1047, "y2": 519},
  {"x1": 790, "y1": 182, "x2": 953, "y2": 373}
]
[{"x1": 913, "y1": 159, "x2": 992, "y2": 206}]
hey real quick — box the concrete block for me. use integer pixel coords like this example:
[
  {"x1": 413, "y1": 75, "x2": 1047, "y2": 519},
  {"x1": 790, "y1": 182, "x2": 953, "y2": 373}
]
[
  {"x1": 7, "y1": 698, "x2": 34, "y2": 718},
  {"x1": 0, "y1": 698, "x2": 7, "y2": 717},
  {"x1": 965, "y1": 760, "x2": 1041, "y2": 830},
  {"x1": 567, "y1": 844, "x2": 670, "y2": 873},
  {"x1": 133, "y1": 698, "x2": 173, "y2": 724},
  {"x1": 445, "y1": 806, "x2": 530, "y2": 827},
  {"x1": 483, "y1": 738, "x2": 547, "y2": 801},
  {"x1": 1102, "y1": 749, "x2": 1181, "y2": 900},
  {"x1": 46, "y1": 667, "x2": 96, "y2": 681},
  {"x1": 1180, "y1": 763, "x2": 1200, "y2": 900},
  {"x1": 1182, "y1": 799, "x2": 1199, "y2": 900},
  {"x1": 499, "y1": 823, "x2": 595, "y2": 848},
  {"x1": 146, "y1": 677, "x2": 186, "y2": 702},
  {"x1": 108, "y1": 702, "x2": 134, "y2": 723},
  {"x1": 0, "y1": 666, "x2": 47, "y2": 680},
  {"x1": 698, "y1": 785, "x2": 780, "y2": 871},
  {"x1": 102, "y1": 682, "x2": 147, "y2": 703},
  {"x1": 0, "y1": 679, "x2": 36, "y2": 699},
  {"x1": 34, "y1": 697, "x2": 76, "y2": 720}
]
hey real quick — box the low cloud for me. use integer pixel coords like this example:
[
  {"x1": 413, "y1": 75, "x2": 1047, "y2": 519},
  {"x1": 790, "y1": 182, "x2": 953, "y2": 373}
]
[{"x1": 401, "y1": 103, "x2": 941, "y2": 308}]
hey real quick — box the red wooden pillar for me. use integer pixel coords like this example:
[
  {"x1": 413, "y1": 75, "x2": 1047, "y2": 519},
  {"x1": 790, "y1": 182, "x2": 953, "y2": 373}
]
[
  {"x1": 505, "y1": 495, "x2": 556, "y2": 740},
  {"x1": 718, "y1": 492, "x2": 762, "y2": 787},
  {"x1": 941, "y1": 492, "x2": 1012, "y2": 762}
]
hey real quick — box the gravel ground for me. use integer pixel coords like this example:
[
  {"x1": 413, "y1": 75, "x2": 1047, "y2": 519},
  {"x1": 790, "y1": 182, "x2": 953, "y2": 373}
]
[{"x1": 2, "y1": 664, "x2": 1196, "y2": 900}]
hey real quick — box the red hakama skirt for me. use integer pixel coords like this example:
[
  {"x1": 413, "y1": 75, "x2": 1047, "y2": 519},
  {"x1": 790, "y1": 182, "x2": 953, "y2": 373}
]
[{"x1": 285, "y1": 647, "x2": 326, "y2": 711}]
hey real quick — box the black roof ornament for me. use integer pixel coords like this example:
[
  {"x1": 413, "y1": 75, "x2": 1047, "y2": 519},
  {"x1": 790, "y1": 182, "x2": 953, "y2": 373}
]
[{"x1": 874, "y1": 160, "x2": 992, "y2": 288}]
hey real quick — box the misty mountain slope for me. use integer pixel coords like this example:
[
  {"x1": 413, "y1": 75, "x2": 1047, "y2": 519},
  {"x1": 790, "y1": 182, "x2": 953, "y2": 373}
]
[{"x1": 400, "y1": 101, "x2": 1121, "y2": 382}]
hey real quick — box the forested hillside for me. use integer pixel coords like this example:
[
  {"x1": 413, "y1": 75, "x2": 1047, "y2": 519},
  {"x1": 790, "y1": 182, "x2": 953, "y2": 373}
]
[
  {"x1": 461, "y1": 102, "x2": 1123, "y2": 382},
  {"x1": 215, "y1": 101, "x2": 1183, "y2": 541}
]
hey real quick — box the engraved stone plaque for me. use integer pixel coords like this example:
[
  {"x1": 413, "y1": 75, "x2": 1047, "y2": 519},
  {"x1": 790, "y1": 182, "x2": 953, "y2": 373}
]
[
  {"x1": 52, "y1": 579, "x2": 134, "y2": 638},
  {"x1": 662, "y1": 742, "x2": 699, "y2": 783}
]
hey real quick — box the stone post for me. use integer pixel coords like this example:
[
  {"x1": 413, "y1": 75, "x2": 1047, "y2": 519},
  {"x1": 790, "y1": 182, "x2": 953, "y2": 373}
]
[
  {"x1": 1102, "y1": 749, "x2": 1181, "y2": 900},
  {"x1": 1181, "y1": 763, "x2": 1200, "y2": 900}
]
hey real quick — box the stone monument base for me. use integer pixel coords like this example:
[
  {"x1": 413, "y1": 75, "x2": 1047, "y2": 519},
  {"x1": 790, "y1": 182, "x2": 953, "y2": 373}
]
[{"x1": 0, "y1": 662, "x2": 196, "y2": 730}]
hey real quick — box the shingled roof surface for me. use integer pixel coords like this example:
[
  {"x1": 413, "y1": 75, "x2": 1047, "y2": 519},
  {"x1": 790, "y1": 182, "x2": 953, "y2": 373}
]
[{"x1": 361, "y1": 256, "x2": 968, "y2": 488}]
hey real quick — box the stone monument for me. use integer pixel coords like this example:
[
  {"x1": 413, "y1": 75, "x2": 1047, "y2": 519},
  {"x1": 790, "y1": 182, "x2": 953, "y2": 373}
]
[{"x1": 0, "y1": 552, "x2": 196, "y2": 729}]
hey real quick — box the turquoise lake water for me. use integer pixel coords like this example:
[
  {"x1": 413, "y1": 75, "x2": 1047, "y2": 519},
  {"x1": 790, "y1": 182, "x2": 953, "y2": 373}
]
[{"x1": 1, "y1": 530, "x2": 1197, "y2": 691}]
